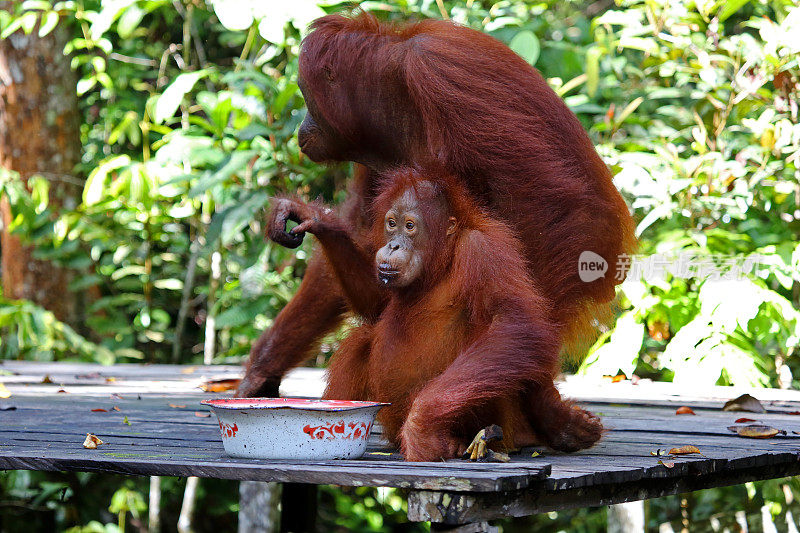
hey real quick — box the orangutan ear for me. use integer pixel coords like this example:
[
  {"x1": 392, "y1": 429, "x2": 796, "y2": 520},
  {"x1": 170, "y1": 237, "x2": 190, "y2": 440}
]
[{"x1": 447, "y1": 216, "x2": 457, "y2": 235}]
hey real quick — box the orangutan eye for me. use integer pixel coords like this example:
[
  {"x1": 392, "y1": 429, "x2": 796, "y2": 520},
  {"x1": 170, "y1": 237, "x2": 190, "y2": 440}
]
[
  {"x1": 387, "y1": 218, "x2": 396, "y2": 228},
  {"x1": 405, "y1": 221, "x2": 415, "y2": 231}
]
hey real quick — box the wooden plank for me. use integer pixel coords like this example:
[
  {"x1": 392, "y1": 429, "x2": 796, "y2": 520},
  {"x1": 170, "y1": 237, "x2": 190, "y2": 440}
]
[
  {"x1": 0, "y1": 448, "x2": 547, "y2": 492},
  {"x1": 7, "y1": 360, "x2": 800, "y2": 522},
  {"x1": 8, "y1": 361, "x2": 800, "y2": 407},
  {"x1": 408, "y1": 458, "x2": 800, "y2": 523}
]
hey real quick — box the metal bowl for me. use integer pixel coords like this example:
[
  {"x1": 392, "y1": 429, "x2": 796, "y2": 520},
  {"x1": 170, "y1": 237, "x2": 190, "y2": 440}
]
[{"x1": 201, "y1": 398, "x2": 388, "y2": 460}]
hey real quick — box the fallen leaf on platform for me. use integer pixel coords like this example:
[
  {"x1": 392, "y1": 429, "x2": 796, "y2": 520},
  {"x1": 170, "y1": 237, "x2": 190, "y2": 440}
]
[
  {"x1": 181, "y1": 366, "x2": 198, "y2": 374},
  {"x1": 195, "y1": 411, "x2": 211, "y2": 417},
  {"x1": 112, "y1": 406, "x2": 121, "y2": 411},
  {"x1": 123, "y1": 416, "x2": 131, "y2": 425},
  {"x1": 735, "y1": 418, "x2": 757, "y2": 423},
  {"x1": 0, "y1": 384, "x2": 10, "y2": 399},
  {"x1": 658, "y1": 460, "x2": 675, "y2": 468},
  {"x1": 531, "y1": 451, "x2": 541, "y2": 458},
  {"x1": 169, "y1": 404, "x2": 187, "y2": 409},
  {"x1": 723, "y1": 394, "x2": 766, "y2": 413},
  {"x1": 611, "y1": 374, "x2": 626, "y2": 383},
  {"x1": 201, "y1": 378, "x2": 241, "y2": 393},
  {"x1": 675, "y1": 406, "x2": 695, "y2": 415},
  {"x1": 728, "y1": 424, "x2": 785, "y2": 438},
  {"x1": 105, "y1": 377, "x2": 117, "y2": 383},
  {"x1": 110, "y1": 393, "x2": 123, "y2": 400},
  {"x1": 650, "y1": 449, "x2": 668, "y2": 456},
  {"x1": 41, "y1": 375, "x2": 53, "y2": 384},
  {"x1": 369, "y1": 452, "x2": 393, "y2": 456},
  {"x1": 0, "y1": 404, "x2": 16, "y2": 411},
  {"x1": 787, "y1": 411, "x2": 800, "y2": 415},
  {"x1": 83, "y1": 434, "x2": 104, "y2": 449},
  {"x1": 91, "y1": 408, "x2": 108, "y2": 413},
  {"x1": 669, "y1": 446, "x2": 705, "y2": 456},
  {"x1": 57, "y1": 389, "x2": 67, "y2": 393}
]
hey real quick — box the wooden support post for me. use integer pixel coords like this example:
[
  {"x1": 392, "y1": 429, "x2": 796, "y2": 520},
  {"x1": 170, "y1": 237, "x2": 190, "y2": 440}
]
[
  {"x1": 239, "y1": 481, "x2": 279, "y2": 533},
  {"x1": 279, "y1": 483, "x2": 317, "y2": 533},
  {"x1": 607, "y1": 501, "x2": 645, "y2": 533}
]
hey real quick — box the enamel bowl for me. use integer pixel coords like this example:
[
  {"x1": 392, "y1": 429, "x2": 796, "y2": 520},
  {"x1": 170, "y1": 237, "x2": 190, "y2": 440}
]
[{"x1": 201, "y1": 398, "x2": 388, "y2": 460}]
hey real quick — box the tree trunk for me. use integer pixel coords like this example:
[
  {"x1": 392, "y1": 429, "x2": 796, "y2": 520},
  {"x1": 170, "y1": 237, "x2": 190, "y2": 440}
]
[{"x1": 0, "y1": 15, "x2": 82, "y2": 323}]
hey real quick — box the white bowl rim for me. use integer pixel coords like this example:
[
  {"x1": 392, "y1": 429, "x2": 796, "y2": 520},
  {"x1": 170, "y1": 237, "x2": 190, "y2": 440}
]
[{"x1": 200, "y1": 397, "x2": 390, "y2": 412}]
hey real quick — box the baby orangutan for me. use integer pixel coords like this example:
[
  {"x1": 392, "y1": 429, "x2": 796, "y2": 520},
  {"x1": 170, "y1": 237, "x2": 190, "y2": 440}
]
[{"x1": 270, "y1": 168, "x2": 602, "y2": 461}]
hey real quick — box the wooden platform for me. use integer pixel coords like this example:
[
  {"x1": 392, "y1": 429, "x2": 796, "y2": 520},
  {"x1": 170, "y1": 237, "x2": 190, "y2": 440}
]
[{"x1": 2, "y1": 361, "x2": 800, "y2": 525}]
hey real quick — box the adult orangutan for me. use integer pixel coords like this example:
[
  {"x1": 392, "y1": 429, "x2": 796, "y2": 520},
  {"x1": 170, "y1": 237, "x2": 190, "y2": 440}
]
[
  {"x1": 237, "y1": 12, "x2": 636, "y2": 400},
  {"x1": 273, "y1": 168, "x2": 602, "y2": 459}
]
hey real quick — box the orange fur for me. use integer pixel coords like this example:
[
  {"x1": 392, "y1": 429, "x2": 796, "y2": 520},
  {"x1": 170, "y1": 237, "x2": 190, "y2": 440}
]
[
  {"x1": 317, "y1": 169, "x2": 603, "y2": 460},
  {"x1": 240, "y1": 12, "x2": 636, "y2": 406}
]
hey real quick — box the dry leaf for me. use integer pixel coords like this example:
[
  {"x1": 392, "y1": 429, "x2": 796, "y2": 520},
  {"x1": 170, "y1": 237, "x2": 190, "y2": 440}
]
[
  {"x1": 369, "y1": 452, "x2": 393, "y2": 456},
  {"x1": 611, "y1": 374, "x2": 626, "y2": 383},
  {"x1": 110, "y1": 393, "x2": 123, "y2": 400},
  {"x1": 57, "y1": 389, "x2": 67, "y2": 393},
  {"x1": 787, "y1": 411, "x2": 800, "y2": 415},
  {"x1": 112, "y1": 406, "x2": 121, "y2": 412},
  {"x1": 201, "y1": 378, "x2": 241, "y2": 393},
  {"x1": 658, "y1": 460, "x2": 675, "y2": 468},
  {"x1": 669, "y1": 445, "x2": 705, "y2": 456},
  {"x1": 650, "y1": 449, "x2": 668, "y2": 456},
  {"x1": 735, "y1": 418, "x2": 757, "y2": 423},
  {"x1": 195, "y1": 411, "x2": 211, "y2": 418},
  {"x1": 83, "y1": 433, "x2": 104, "y2": 449},
  {"x1": 0, "y1": 383, "x2": 10, "y2": 399},
  {"x1": 41, "y1": 375, "x2": 53, "y2": 384},
  {"x1": 169, "y1": 404, "x2": 186, "y2": 409},
  {"x1": 723, "y1": 394, "x2": 766, "y2": 413},
  {"x1": 91, "y1": 408, "x2": 108, "y2": 413},
  {"x1": 123, "y1": 416, "x2": 131, "y2": 426},
  {"x1": 676, "y1": 406, "x2": 696, "y2": 415},
  {"x1": 530, "y1": 451, "x2": 541, "y2": 458},
  {"x1": 105, "y1": 377, "x2": 117, "y2": 383},
  {"x1": 728, "y1": 424, "x2": 785, "y2": 438},
  {"x1": 181, "y1": 366, "x2": 198, "y2": 374}
]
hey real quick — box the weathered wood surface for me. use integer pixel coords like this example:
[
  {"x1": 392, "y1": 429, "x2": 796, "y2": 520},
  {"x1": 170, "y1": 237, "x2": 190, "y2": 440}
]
[
  {"x1": 3, "y1": 361, "x2": 800, "y2": 522},
  {"x1": 0, "y1": 362, "x2": 547, "y2": 492}
]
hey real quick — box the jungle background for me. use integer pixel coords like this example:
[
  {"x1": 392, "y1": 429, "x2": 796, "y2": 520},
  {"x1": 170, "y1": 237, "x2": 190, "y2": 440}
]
[{"x1": 0, "y1": 0, "x2": 798, "y2": 531}]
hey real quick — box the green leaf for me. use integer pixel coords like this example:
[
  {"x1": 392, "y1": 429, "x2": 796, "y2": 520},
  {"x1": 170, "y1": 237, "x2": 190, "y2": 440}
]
[
  {"x1": 0, "y1": 17, "x2": 25, "y2": 39},
  {"x1": 270, "y1": 82, "x2": 299, "y2": 115},
  {"x1": 83, "y1": 155, "x2": 131, "y2": 206},
  {"x1": 153, "y1": 278, "x2": 183, "y2": 290},
  {"x1": 509, "y1": 30, "x2": 540, "y2": 65},
  {"x1": 76, "y1": 77, "x2": 96, "y2": 96},
  {"x1": 116, "y1": 4, "x2": 145, "y2": 38},
  {"x1": 38, "y1": 11, "x2": 59, "y2": 37},
  {"x1": 90, "y1": 0, "x2": 136, "y2": 40},
  {"x1": 614, "y1": 97, "x2": 644, "y2": 128},
  {"x1": 718, "y1": 0, "x2": 751, "y2": 22},
  {"x1": 220, "y1": 191, "x2": 269, "y2": 245},
  {"x1": 585, "y1": 46, "x2": 601, "y2": 98},
  {"x1": 21, "y1": 1, "x2": 53, "y2": 9},
  {"x1": 153, "y1": 70, "x2": 207, "y2": 124}
]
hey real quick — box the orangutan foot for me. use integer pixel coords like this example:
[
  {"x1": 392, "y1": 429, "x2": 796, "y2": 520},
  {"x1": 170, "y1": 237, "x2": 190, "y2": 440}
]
[
  {"x1": 544, "y1": 406, "x2": 603, "y2": 452},
  {"x1": 463, "y1": 424, "x2": 510, "y2": 462}
]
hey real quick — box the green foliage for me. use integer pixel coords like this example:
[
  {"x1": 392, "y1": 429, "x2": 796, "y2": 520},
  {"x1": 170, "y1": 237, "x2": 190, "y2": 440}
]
[
  {"x1": 1, "y1": 0, "x2": 799, "y2": 530},
  {"x1": 319, "y1": 486, "x2": 424, "y2": 532},
  {"x1": 574, "y1": 0, "x2": 800, "y2": 387}
]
